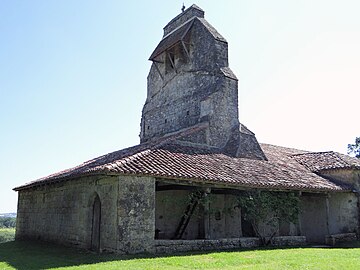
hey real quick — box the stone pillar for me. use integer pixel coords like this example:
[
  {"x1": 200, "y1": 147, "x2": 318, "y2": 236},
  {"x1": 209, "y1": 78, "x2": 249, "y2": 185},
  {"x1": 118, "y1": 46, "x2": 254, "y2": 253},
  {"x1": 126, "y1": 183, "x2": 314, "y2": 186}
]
[{"x1": 117, "y1": 176, "x2": 155, "y2": 254}]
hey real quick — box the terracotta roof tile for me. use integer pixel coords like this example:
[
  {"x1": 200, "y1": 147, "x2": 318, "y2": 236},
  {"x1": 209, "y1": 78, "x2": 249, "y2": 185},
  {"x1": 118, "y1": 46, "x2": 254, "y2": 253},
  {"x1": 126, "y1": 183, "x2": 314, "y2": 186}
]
[
  {"x1": 14, "y1": 140, "x2": 350, "y2": 192},
  {"x1": 292, "y1": 151, "x2": 360, "y2": 172}
]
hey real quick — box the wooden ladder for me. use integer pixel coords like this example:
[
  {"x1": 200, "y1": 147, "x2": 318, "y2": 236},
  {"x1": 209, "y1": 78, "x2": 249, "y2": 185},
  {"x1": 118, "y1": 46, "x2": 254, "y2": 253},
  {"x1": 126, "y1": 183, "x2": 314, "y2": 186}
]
[{"x1": 173, "y1": 191, "x2": 203, "y2": 239}]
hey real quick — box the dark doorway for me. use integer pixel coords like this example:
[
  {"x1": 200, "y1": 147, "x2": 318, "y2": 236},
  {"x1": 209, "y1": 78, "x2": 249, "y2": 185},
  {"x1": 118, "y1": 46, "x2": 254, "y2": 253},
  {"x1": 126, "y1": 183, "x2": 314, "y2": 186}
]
[
  {"x1": 91, "y1": 194, "x2": 101, "y2": 252},
  {"x1": 241, "y1": 214, "x2": 255, "y2": 237}
]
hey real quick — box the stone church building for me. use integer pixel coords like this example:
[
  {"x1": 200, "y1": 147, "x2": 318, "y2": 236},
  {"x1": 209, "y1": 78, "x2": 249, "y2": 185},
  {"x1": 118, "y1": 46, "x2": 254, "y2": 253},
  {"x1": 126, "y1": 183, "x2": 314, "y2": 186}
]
[{"x1": 14, "y1": 5, "x2": 360, "y2": 254}]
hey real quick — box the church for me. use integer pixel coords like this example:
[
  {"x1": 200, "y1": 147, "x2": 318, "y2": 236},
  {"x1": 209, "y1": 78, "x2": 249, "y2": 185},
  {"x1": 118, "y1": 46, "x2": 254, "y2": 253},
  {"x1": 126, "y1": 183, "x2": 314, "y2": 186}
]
[{"x1": 14, "y1": 5, "x2": 360, "y2": 254}]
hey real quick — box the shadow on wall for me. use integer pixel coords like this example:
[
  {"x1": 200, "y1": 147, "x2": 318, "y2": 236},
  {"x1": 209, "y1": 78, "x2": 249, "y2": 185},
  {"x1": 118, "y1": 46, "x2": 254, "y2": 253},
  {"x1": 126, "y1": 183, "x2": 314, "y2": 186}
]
[{"x1": 1, "y1": 240, "x2": 360, "y2": 270}]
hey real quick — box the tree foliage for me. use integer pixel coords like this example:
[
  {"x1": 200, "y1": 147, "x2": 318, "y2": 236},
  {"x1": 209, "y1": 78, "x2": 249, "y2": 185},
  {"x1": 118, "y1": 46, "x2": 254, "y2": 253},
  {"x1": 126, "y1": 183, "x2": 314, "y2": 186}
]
[
  {"x1": 0, "y1": 228, "x2": 15, "y2": 243},
  {"x1": 0, "y1": 217, "x2": 16, "y2": 228},
  {"x1": 348, "y1": 137, "x2": 360, "y2": 158},
  {"x1": 237, "y1": 190, "x2": 299, "y2": 245}
]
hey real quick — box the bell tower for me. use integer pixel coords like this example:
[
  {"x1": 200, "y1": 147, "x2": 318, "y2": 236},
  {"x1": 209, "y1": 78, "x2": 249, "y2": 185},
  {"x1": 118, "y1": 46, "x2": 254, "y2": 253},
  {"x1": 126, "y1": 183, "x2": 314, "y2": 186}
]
[{"x1": 140, "y1": 5, "x2": 265, "y2": 160}]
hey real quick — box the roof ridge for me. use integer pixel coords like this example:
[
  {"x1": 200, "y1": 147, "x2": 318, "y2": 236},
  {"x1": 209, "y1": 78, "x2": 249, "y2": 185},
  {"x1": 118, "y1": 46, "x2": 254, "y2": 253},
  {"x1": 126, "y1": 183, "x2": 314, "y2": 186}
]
[{"x1": 292, "y1": 150, "x2": 335, "y2": 157}]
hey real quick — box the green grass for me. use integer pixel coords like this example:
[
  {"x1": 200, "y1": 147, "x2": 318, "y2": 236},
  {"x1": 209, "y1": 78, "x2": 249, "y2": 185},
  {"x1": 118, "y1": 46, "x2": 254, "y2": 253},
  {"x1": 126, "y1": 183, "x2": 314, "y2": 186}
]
[
  {"x1": 0, "y1": 240, "x2": 360, "y2": 270},
  {"x1": 0, "y1": 228, "x2": 15, "y2": 243}
]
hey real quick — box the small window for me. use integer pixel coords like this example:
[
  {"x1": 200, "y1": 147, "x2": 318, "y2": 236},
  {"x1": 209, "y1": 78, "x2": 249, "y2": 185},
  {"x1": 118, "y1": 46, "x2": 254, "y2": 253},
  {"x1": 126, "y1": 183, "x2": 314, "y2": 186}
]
[
  {"x1": 215, "y1": 211, "x2": 222, "y2": 221},
  {"x1": 165, "y1": 43, "x2": 188, "y2": 74}
]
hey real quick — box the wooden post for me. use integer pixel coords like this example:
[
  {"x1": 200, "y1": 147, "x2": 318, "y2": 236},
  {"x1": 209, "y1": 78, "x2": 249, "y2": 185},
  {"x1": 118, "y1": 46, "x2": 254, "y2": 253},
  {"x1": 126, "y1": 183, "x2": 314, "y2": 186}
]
[
  {"x1": 204, "y1": 188, "x2": 211, "y2": 239},
  {"x1": 153, "y1": 62, "x2": 164, "y2": 80}
]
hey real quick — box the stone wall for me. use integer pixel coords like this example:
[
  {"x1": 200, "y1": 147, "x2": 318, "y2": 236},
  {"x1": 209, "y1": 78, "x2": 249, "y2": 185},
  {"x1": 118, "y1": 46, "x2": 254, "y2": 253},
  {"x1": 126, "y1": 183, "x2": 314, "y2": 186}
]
[
  {"x1": 155, "y1": 236, "x2": 305, "y2": 253},
  {"x1": 155, "y1": 190, "x2": 202, "y2": 239},
  {"x1": 328, "y1": 192, "x2": 358, "y2": 235},
  {"x1": 320, "y1": 169, "x2": 360, "y2": 191},
  {"x1": 325, "y1": 233, "x2": 357, "y2": 246},
  {"x1": 299, "y1": 194, "x2": 328, "y2": 243},
  {"x1": 16, "y1": 175, "x2": 156, "y2": 254},
  {"x1": 117, "y1": 176, "x2": 156, "y2": 254},
  {"x1": 270, "y1": 236, "x2": 306, "y2": 246},
  {"x1": 16, "y1": 175, "x2": 119, "y2": 252},
  {"x1": 209, "y1": 194, "x2": 242, "y2": 238},
  {"x1": 299, "y1": 192, "x2": 358, "y2": 243}
]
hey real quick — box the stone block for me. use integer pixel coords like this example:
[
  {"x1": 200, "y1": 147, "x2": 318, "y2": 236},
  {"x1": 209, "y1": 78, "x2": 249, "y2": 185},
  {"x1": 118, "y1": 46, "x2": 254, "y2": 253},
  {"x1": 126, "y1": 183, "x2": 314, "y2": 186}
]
[
  {"x1": 271, "y1": 236, "x2": 307, "y2": 246},
  {"x1": 325, "y1": 233, "x2": 357, "y2": 246}
]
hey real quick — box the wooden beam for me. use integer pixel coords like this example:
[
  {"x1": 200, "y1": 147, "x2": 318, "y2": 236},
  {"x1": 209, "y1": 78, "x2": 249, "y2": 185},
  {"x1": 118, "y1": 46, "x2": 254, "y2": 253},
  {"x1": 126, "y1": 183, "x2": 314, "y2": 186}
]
[
  {"x1": 181, "y1": 41, "x2": 190, "y2": 59},
  {"x1": 156, "y1": 184, "x2": 196, "y2": 191},
  {"x1": 167, "y1": 52, "x2": 177, "y2": 73},
  {"x1": 153, "y1": 62, "x2": 164, "y2": 80},
  {"x1": 204, "y1": 192, "x2": 210, "y2": 239}
]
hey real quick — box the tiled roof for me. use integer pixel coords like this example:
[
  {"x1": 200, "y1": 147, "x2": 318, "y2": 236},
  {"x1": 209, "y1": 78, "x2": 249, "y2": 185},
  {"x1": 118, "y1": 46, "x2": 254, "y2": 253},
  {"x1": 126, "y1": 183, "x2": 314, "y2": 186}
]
[
  {"x1": 149, "y1": 16, "x2": 226, "y2": 61},
  {"x1": 14, "y1": 137, "x2": 351, "y2": 192},
  {"x1": 292, "y1": 151, "x2": 360, "y2": 172}
]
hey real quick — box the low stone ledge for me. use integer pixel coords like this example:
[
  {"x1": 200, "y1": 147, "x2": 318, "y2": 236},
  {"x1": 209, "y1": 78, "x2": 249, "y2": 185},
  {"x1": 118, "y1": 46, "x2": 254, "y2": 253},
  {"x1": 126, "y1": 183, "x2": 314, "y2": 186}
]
[
  {"x1": 325, "y1": 233, "x2": 357, "y2": 246},
  {"x1": 155, "y1": 238, "x2": 260, "y2": 253},
  {"x1": 239, "y1": 237, "x2": 260, "y2": 248},
  {"x1": 271, "y1": 236, "x2": 307, "y2": 246}
]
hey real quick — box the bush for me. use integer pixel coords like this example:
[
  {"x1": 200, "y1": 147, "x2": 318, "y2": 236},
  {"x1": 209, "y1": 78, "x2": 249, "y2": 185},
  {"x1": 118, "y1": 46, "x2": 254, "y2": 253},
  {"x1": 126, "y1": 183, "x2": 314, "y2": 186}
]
[
  {"x1": 237, "y1": 190, "x2": 299, "y2": 245},
  {"x1": 0, "y1": 228, "x2": 15, "y2": 243}
]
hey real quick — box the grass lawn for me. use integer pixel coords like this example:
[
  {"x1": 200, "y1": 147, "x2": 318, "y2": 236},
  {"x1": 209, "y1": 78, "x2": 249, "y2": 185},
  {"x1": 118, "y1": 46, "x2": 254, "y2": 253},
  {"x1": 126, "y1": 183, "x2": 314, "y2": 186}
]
[
  {"x1": 0, "y1": 228, "x2": 15, "y2": 243},
  {"x1": 0, "y1": 240, "x2": 360, "y2": 270}
]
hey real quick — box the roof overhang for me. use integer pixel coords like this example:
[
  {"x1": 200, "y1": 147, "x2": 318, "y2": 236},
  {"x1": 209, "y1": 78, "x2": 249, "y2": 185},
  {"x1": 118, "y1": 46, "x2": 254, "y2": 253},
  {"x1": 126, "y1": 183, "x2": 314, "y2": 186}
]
[{"x1": 149, "y1": 18, "x2": 195, "y2": 61}]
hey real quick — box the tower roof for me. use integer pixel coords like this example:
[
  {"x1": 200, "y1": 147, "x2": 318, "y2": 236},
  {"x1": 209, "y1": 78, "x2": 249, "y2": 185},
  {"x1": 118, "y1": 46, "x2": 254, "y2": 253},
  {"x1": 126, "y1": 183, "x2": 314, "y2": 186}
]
[
  {"x1": 163, "y1": 4, "x2": 204, "y2": 36},
  {"x1": 150, "y1": 4, "x2": 226, "y2": 61}
]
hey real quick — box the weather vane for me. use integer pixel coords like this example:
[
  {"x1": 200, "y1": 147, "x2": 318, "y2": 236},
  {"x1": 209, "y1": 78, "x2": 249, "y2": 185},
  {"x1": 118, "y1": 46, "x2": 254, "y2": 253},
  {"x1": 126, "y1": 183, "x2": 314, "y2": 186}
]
[{"x1": 181, "y1": 3, "x2": 185, "y2": 12}]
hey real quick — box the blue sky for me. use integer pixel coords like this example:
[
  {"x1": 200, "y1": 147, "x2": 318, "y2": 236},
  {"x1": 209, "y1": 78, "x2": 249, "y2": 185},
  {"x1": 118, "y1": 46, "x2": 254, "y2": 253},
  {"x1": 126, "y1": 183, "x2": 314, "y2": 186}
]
[{"x1": 1, "y1": 0, "x2": 359, "y2": 213}]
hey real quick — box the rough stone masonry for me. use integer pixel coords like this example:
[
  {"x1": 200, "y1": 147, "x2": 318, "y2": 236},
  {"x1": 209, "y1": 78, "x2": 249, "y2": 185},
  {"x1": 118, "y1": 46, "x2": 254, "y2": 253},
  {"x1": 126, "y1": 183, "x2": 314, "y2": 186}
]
[{"x1": 142, "y1": 5, "x2": 266, "y2": 160}]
